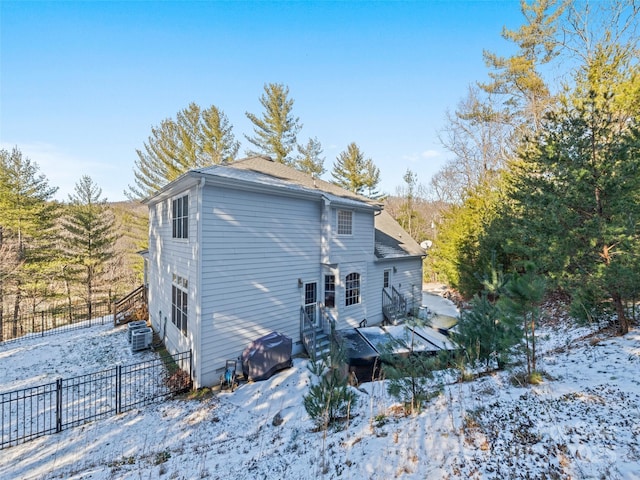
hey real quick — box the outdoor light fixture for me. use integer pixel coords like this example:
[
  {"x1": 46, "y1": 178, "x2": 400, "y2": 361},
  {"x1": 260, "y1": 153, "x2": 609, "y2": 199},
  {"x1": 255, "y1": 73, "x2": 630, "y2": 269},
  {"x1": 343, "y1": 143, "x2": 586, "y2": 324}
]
[{"x1": 298, "y1": 278, "x2": 303, "y2": 288}]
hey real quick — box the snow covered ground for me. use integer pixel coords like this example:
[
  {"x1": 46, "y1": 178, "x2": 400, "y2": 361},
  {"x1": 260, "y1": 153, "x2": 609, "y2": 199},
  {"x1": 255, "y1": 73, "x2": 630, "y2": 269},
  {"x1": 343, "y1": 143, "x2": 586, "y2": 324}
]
[{"x1": 1, "y1": 293, "x2": 639, "y2": 479}]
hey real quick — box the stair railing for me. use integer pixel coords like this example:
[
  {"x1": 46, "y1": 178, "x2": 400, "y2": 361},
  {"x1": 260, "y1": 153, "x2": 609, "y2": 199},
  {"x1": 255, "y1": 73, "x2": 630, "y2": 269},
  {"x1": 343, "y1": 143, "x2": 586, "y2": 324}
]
[
  {"x1": 318, "y1": 302, "x2": 336, "y2": 335},
  {"x1": 113, "y1": 285, "x2": 148, "y2": 326},
  {"x1": 300, "y1": 306, "x2": 317, "y2": 361}
]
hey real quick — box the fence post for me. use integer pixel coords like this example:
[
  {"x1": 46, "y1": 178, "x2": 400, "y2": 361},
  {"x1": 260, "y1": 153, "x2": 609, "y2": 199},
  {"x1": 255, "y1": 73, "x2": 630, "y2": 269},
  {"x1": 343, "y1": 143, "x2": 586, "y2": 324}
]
[
  {"x1": 41, "y1": 312, "x2": 45, "y2": 337},
  {"x1": 116, "y1": 365, "x2": 121, "y2": 414},
  {"x1": 189, "y1": 349, "x2": 193, "y2": 383},
  {"x1": 56, "y1": 378, "x2": 63, "y2": 433}
]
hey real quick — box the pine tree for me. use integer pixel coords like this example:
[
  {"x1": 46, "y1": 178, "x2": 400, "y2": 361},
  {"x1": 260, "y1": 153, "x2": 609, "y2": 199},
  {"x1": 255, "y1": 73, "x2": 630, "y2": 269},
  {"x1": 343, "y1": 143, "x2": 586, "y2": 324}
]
[
  {"x1": 0, "y1": 147, "x2": 59, "y2": 339},
  {"x1": 507, "y1": 86, "x2": 640, "y2": 334},
  {"x1": 128, "y1": 102, "x2": 239, "y2": 199},
  {"x1": 480, "y1": 0, "x2": 565, "y2": 136},
  {"x1": 380, "y1": 320, "x2": 443, "y2": 414},
  {"x1": 200, "y1": 105, "x2": 240, "y2": 165},
  {"x1": 330, "y1": 142, "x2": 381, "y2": 198},
  {"x1": 245, "y1": 83, "x2": 302, "y2": 165},
  {"x1": 363, "y1": 158, "x2": 381, "y2": 199},
  {"x1": 454, "y1": 261, "x2": 522, "y2": 372},
  {"x1": 499, "y1": 263, "x2": 546, "y2": 378},
  {"x1": 61, "y1": 176, "x2": 117, "y2": 318},
  {"x1": 303, "y1": 340, "x2": 356, "y2": 430},
  {"x1": 295, "y1": 137, "x2": 325, "y2": 176}
]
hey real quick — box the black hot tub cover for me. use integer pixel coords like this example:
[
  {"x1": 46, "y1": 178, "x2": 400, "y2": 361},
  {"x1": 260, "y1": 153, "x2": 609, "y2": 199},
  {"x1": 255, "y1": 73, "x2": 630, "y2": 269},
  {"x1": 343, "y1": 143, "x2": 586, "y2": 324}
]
[{"x1": 241, "y1": 331, "x2": 293, "y2": 381}]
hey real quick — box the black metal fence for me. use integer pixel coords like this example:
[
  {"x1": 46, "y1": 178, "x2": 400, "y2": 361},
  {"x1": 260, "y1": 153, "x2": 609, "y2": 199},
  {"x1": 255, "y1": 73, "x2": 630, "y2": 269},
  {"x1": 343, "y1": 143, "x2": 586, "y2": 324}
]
[
  {"x1": 0, "y1": 301, "x2": 113, "y2": 345},
  {"x1": 0, "y1": 350, "x2": 192, "y2": 450}
]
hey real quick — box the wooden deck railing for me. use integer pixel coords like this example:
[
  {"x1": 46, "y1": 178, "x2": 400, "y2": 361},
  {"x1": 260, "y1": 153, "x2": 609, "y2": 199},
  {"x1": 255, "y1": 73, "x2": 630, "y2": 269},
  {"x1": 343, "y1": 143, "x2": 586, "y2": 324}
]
[{"x1": 113, "y1": 285, "x2": 148, "y2": 326}]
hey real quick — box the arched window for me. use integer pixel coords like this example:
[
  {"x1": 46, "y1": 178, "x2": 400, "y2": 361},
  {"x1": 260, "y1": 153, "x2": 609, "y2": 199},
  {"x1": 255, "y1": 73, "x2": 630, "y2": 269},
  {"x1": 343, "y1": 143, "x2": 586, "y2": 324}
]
[{"x1": 345, "y1": 272, "x2": 360, "y2": 306}]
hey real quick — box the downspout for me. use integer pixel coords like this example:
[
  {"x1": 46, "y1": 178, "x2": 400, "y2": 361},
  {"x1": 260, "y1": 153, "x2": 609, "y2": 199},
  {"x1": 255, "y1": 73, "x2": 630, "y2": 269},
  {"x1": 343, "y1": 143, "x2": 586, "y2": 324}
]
[
  {"x1": 320, "y1": 195, "x2": 331, "y2": 265},
  {"x1": 194, "y1": 176, "x2": 205, "y2": 388}
]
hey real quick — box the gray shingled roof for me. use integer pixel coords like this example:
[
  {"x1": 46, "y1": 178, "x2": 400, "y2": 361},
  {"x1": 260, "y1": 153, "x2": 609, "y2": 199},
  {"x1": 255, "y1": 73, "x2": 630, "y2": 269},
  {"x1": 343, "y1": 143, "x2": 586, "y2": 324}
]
[
  {"x1": 198, "y1": 156, "x2": 381, "y2": 206},
  {"x1": 199, "y1": 156, "x2": 425, "y2": 260},
  {"x1": 374, "y1": 210, "x2": 425, "y2": 259}
]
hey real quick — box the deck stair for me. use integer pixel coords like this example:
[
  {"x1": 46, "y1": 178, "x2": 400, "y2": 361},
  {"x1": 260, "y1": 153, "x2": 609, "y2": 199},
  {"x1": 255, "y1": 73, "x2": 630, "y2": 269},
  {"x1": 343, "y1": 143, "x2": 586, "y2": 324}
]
[
  {"x1": 300, "y1": 304, "x2": 336, "y2": 361},
  {"x1": 113, "y1": 285, "x2": 148, "y2": 326},
  {"x1": 382, "y1": 287, "x2": 408, "y2": 325}
]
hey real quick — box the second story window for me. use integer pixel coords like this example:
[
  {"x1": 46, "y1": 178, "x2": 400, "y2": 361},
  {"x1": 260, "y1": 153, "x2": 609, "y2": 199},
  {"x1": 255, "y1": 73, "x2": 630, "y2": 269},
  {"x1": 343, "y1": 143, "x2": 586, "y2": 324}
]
[
  {"x1": 172, "y1": 195, "x2": 189, "y2": 239},
  {"x1": 337, "y1": 210, "x2": 352, "y2": 235}
]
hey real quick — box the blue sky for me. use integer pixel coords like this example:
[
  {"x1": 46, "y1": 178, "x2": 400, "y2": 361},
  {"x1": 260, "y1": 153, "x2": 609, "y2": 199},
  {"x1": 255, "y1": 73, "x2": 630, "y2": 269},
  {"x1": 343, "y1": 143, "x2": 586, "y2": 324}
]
[{"x1": 0, "y1": 1, "x2": 524, "y2": 201}]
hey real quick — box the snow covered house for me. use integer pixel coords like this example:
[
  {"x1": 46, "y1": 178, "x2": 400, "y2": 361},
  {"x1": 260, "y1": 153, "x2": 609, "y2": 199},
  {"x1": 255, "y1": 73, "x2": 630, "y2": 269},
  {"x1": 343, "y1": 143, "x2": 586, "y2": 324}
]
[{"x1": 143, "y1": 156, "x2": 425, "y2": 387}]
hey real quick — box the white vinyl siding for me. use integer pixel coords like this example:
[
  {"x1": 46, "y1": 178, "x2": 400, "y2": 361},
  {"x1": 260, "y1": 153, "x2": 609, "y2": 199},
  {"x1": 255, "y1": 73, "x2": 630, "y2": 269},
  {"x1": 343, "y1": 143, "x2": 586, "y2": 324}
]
[
  {"x1": 147, "y1": 185, "x2": 197, "y2": 362},
  {"x1": 197, "y1": 187, "x2": 322, "y2": 386},
  {"x1": 327, "y1": 208, "x2": 374, "y2": 265},
  {"x1": 146, "y1": 172, "x2": 422, "y2": 387},
  {"x1": 367, "y1": 257, "x2": 423, "y2": 325}
]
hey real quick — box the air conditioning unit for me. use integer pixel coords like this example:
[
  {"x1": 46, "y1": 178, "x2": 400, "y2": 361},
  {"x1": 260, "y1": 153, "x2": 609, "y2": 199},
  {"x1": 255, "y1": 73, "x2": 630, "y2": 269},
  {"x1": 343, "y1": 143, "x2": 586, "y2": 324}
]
[
  {"x1": 127, "y1": 321, "x2": 148, "y2": 343},
  {"x1": 131, "y1": 327, "x2": 153, "y2": 352}
]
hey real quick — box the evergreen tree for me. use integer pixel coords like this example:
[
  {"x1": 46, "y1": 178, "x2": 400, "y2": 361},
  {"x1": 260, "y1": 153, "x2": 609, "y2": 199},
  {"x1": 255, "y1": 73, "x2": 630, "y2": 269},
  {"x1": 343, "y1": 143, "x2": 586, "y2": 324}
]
[
  {"x1": 480, "y1": 0, "x2": 565, "y2": 136},
  {"x1": 303, "y1": 341, "x2": 356, "y2": 429},
  {"x1": 295, "y1": 137, "x2": 325, "y2": 176},
  {"x1": 61, "y1": 176, "x2": 117, "y2": 318},
  {"x1": 0, "y1": 147, "x2": 59, "y2": 339},
  {"x1": 331, "y1": 142, "x2": 381, "y2": 198},
  {"x1": 201, "y1": 105, "x2": 240, "y2": 165},
  {"x1": 128, "y1": 102, "x2": 239, "y2": 199},
  {"x1": 363, "y1": 157, "x2": 382, "y2": 199},
  {"x1": 381, "y1": 322, "x2": 443, "y2": 414},
  {"x1": 428, "y1": 175, "x2": 506, "y2": 295},
  {"x1": 454, "y1": 260, "x2": 522, "y2": 372},
  {"x1": 245, "y1": 83, "x2": 302, "y2": 165},
  {"x1": 506, "y1": 87, "x2": 640, "y2": 334},
  {"x1": 499, "y1": 263, "x2": 546, "y2": 378}
]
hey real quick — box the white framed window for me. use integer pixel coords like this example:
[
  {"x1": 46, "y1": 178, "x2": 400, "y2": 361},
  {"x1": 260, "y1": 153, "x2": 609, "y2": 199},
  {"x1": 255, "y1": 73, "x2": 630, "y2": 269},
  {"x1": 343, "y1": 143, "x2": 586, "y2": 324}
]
[
  {"x1": 171, "y1": 274, "x2": 188, "y2": 335},
  {"x1": 337, "y1": 210, "x2": 353, "y2": 235},
  {"x1": 172, "y1": 195, "x2": 189, "y2": 239},
  {"x1": 324, "y1": 274, "x2": 336, "y2": 308},
  {"x1": 345, "y1": 272, "x2": 360, "y2": 306}
]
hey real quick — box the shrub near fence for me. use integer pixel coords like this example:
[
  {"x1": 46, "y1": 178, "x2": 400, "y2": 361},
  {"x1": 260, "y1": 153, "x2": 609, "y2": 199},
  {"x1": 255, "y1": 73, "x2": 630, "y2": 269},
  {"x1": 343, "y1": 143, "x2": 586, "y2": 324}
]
[
  {"x1": 0, "y1": 301, "x2": 113, "y2": 344},
  {"x1": 0, "y1": 350, "x2": 192, "y2": 450}
]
